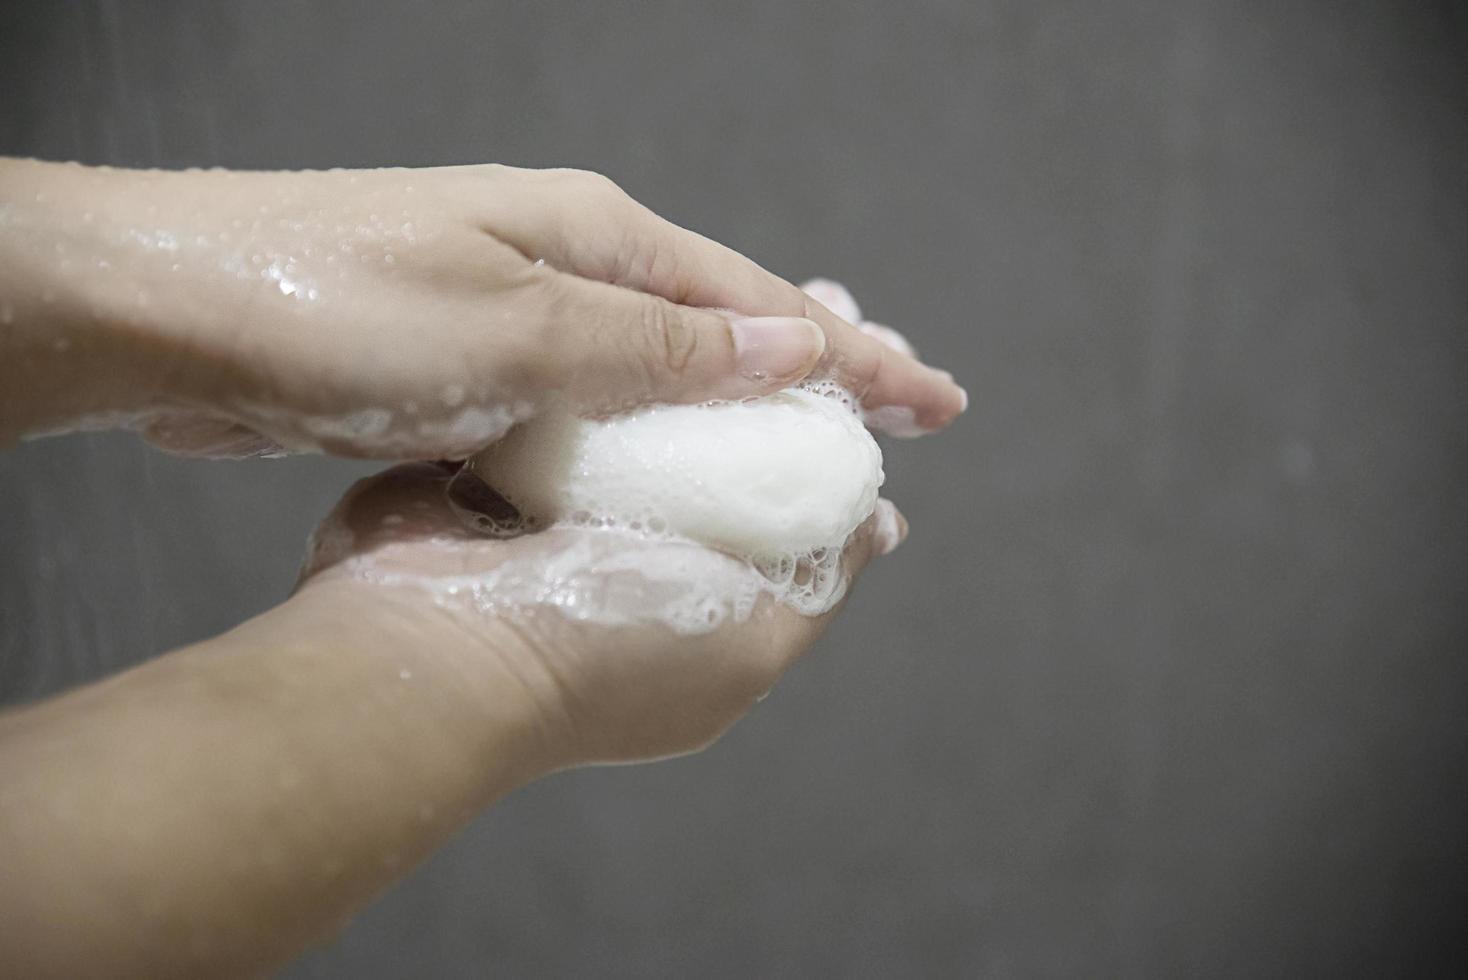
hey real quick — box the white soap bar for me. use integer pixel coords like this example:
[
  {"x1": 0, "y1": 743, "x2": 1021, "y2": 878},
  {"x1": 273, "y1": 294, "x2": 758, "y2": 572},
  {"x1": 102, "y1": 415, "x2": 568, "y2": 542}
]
[{"x1": 470, "y1": 385, "x2": 883, "y2": 561}]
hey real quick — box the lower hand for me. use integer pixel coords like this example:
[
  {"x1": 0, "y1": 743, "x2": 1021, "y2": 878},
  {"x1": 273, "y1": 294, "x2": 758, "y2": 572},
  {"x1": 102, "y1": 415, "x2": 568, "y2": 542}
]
[{"x1": 295, "y1": 462, "x2": 905, "y2": 765}]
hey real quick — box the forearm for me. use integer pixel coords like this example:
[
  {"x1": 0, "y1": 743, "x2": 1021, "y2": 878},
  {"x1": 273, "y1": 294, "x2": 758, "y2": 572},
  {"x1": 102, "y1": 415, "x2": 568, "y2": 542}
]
[
  {"x1": 0, "y1": 158, "x2": 268, "y2": 446},
  {"x1": 0, "y1": 160, "x2": 165, "y2": 442},
  {"x1": 0, "y1": 581, "x2": 556, "y2": 979}
]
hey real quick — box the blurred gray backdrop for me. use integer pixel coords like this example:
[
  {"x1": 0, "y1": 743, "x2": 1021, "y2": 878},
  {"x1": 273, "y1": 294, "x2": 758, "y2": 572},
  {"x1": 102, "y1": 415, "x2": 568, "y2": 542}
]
[{"x1": 3, "y1": 1, "x2": 1466, "y2": 976}]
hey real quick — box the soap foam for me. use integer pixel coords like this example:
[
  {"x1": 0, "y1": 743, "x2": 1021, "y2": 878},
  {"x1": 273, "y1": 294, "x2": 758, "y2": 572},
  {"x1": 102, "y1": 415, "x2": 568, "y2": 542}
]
[
  {"x1": 463, "y1": 381, "x2": 884, "y2": 626},
  {"x1": 342, "y1": 530, "x2": 776, "y2": 634},
  {"x1": 472, "y1": 383, "x2": 882, "y2": 557}
]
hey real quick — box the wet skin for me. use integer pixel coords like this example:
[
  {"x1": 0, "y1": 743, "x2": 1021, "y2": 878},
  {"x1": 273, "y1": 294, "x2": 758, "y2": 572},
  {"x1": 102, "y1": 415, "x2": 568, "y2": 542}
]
[{"x1": 0, "y1": 158, "x2": 944, "y2": 978}]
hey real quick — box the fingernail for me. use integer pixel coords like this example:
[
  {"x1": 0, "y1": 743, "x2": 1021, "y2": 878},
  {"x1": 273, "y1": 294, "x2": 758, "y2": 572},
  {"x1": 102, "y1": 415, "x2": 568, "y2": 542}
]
[
  {"x1": 446, "y1": 467, "x2": 526, "y2": 537},
  {"x1": 864, "y1": 404, "x2": 929, "y2": 439},
  {"x1": 927, "y1": 366, "x2": 968, "y2": 414},
  {"x1": 730, "y1": 316, "x2": 825, "y2": 383}
]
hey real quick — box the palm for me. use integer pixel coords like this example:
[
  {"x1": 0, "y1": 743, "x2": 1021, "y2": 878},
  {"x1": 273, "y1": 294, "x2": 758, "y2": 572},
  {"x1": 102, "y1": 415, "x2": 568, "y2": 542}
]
[{"x1": 295, "y1": 463, "x2": 860, "y2": 765}]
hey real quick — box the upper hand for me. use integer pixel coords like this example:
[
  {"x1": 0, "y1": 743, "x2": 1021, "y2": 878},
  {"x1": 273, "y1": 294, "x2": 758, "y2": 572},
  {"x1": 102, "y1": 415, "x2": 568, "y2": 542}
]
[{"x1": 2, "y1": 161, "x2": 965, "y2": 457}]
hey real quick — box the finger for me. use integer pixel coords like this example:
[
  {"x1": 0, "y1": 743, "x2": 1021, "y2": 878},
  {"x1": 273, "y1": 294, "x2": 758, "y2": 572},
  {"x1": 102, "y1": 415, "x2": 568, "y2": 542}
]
[
  {"x1": 537, "y1": 271, "x2": 827, "y2": 411},
  {"x1": 858, "y1": 321, "x2": 918, "y2": 360},
  {"x1": 797, "y1": 280, "x2": 921, "y2": 361},
  {"x1": 798, "y1": 278, "x2": 863, "y2": 325},
  {"x1": 845, "y1": 497, "x2": 910, "y2": 575},
  {"x1": 446, "y1": 466, "x2": 525, "y2": 537},
  {"x1": 613, "y1": 215, "x2": 965, "y2": 434},
  {"x1": 486, "y1": 171, "x2": 966, "y2": 430},
  {"x1": 760, "y1": 497, "x2": 908, "y2": 674},
  {"x1": 305, "y1": 463, "x2": 455, "y2": 558}
]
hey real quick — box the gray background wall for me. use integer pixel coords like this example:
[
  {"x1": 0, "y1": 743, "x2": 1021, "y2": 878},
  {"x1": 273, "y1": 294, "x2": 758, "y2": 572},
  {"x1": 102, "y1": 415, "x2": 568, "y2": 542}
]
[{"x1": 3, "y1": 2, "x2": 1466, "y2": 976}]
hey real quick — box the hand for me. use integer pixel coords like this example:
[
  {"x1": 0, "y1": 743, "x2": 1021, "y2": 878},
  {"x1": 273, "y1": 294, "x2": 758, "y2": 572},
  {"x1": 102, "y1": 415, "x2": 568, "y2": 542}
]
[
  {"x1": 0, "y1": 460, "x2": 905, "y2": 978},
  {"x1": 0, "y1": 160, "x2": 966, "y2": 456},
  {"x1": 295, "y1": 462, "x2": 906, "y2": 765}
]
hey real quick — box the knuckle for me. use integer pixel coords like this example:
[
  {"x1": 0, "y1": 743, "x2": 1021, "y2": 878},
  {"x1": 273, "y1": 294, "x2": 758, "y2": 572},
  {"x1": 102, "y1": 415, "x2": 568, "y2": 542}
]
[
  {"x1": 510, "y1": 273, "x2": 578, "y2": 390},
  {"x1": 845, "y1": 331, "x2": 886, "y2": 400},
  {"x1": 569, "y1": 168, "x2": 626, "y2": 202},
  {"x1": 638, "y1": 296, "x2": 699, "y2": 378},
  {"x1": 783, "y1": 280, "x2": 817, "y2": 316}
]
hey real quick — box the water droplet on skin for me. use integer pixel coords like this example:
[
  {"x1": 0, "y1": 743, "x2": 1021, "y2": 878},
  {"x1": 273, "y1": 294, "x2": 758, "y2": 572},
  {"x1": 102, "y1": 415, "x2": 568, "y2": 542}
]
[
  {"x1": 383, "y1": 253, "x2": 396, "y2": 264},
  {"x1": 398, "y1": 668, "x2": 413, "y2": 680}
]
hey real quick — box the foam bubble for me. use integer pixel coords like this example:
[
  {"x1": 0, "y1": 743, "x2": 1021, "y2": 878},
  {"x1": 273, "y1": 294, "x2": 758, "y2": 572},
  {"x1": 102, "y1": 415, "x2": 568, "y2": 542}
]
[{"x1": 346, "y1": 531, "x2": 769, "y2": 634}]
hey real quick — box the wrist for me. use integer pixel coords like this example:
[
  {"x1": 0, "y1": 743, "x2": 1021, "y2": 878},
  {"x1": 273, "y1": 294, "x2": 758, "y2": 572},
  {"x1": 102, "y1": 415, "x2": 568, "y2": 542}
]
[
  {"x1": 0, "y1": 159, "x2": 195, "y2": 441},
  {"x1": 254, "y1": 577, "x2": 572, "y2": 789},
  {"x1": 0, "y1": 573, "x2": 569, "y2": 978}
]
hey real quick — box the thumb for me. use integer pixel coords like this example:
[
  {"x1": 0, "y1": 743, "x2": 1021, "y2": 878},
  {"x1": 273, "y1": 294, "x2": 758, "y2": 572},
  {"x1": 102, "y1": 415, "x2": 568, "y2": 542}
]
[{"x1": 541, "y1": 272, "x2": 826, "y2": 411}]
